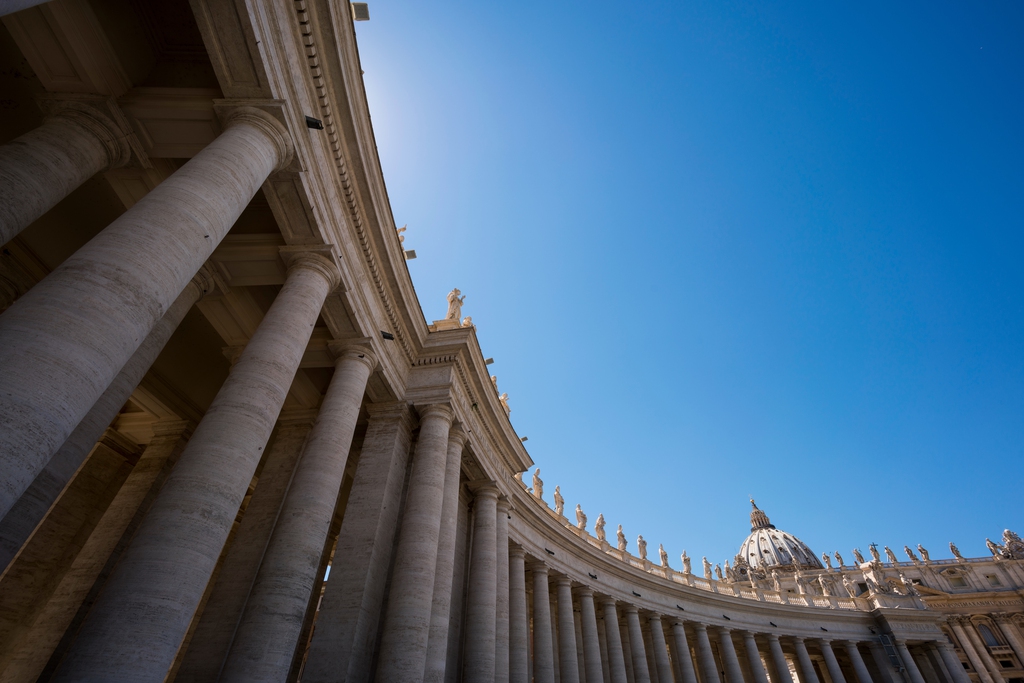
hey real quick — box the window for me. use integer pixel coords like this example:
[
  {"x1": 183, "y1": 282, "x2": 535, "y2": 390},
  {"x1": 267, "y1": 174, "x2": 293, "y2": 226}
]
[
  {"x1": 978, "y1": 624, "x2": 1001, "y2": 648},
  {"x1": 986, "y1": 574, "x2": 1002, "y2": 587},
  {"x1": 950, "y1": 576, "x2": 968, "y2": 588},
  {"x1": 858, "y1": 583, "x2": 869, "y2": 595},
  {"x1": 999, "y1": 661, "x2": 1013, "y2": 669}
]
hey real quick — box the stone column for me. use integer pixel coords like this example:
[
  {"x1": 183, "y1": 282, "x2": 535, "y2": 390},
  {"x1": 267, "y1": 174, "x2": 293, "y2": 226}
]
[
  {"x1": 175, "y1": 413, "x2": 316, "y2": 683},
  {"x1": 994, "y1": 615, "x2": 1024, "y2": 669},
  {"x1": 374, "y1": 403, "x2": 456, "y2": 682},
  {"x1": 422, "y1": 426, "x2": 469, "y2": 683},
  {"x1": 793, "y1": 638, "x2": 820, "y2": 683},
  {"x1": 532, "y1": 563, "x2": 557, "y2": 683},
  {"x1": 49, "y1": 250, "x2": 337, "y2": 683},
  {"x1": 717, "y1": 628, "x2": 745, "y2": 683},
  {"x1": 0, "y1": 106, "x2": 293, "y2": 520},
  {"x1": 673, "y1": 622, "x2": 700, "y2": 683},
  {"x1": 648, "y1": 615, "x2": 674, "y2": 683},
  {"x1": 867, "y1": 642, "x2": 896, "y2": 683},
  {"x1": 937, "y1": 642, "x2": 971, "y2": 683},
  {"x1": 0, "y1": 420, "x2": 191, "y2": 683},
  {"x1": 218, "y1": 344, "x2": 376, "y2": 683},
  {"x1": 509, "y1": 546, "x2": 530, "y2": 683},
  {"x1": 695, "y1": 624, "x2": 723, "y2": 683},
  {"x1": 0, "y1": 98, "x2": 135, "y2": 245},
  {"x1": 464, "y1": 485, "x2": 501, "y2": 683},
  {"x1": 895, "y1": 640, "x2": 928, "y2": 683},
  {"x1": 578, "y1": 588, "x2": 604, "y2": 683},
  {"x1": 844, "y1": 641, "x2": 874, "y2": 683},
  {"x1": 0, "y1": 265, "x2": 213, "y2": 570},
  {"x1": 555, "y1": 578, "x2": 582, "y2": 683},
  {"x1": 925, "y1": 643, "x2": 954, "y2": 683},
  {"x1": 300, "y1": 403, "x2": 414, "y2": 683},
  {"x1": 496, "y1": 499, "x2": 511, "y2": 683},
  {"x1": 949, "y1": 620, "x2": 994, "y2": 683},
  {"x1": 745, "y1": 633, "x2": 771, "y2": 683},
  {"x1": 961, "y1": 623, "x2": 1007, "y2": 683},
  {"x1": 767, "y1": 634, "x2": 794, "y2": 683},
  {"x1": 602, "y1": 599, "x2": 629, "y2": 683},
  {"x1": 624, "y1": 606, "x2": 652, "y2": 683},
  {"x1": 819, "y1": 640, "x2": 847, "y2": 683}
]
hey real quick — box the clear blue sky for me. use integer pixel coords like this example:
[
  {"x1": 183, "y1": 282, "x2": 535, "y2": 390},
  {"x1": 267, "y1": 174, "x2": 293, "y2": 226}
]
[{"x1": 353, "y1": 1, "x2": 1024, "y2": 568}]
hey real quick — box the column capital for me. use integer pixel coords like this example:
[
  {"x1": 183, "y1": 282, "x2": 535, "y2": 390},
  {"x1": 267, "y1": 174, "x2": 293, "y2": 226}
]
[
  {"x1": 416, "y1": 403, "x2": 455, "y2": 425},
  {"x1": 508, "y1": 544, "x2": 526, "y2": 560},
  {"x1": 280, "y1": 246, "x2": 342, "y2": 292},
  {"x1": 621, "y1": 604, "x2": 639, "y2": 614},
  {"x1": 554, "y1": 575, "x2": 573, "y2": 588},
  {"x1": 276, "y1": 408, "x2": 319, "y2": 430},
  {"x1": 448, "y1": 424, "x2": 469, "y2": 448},
  {"x1": 576, "y1": 586, "x2": 594, "y2": 598},
  {"x1": 188, "y1": 263, "x2": 219, "y2": 299},
  {"x1": 767, "y1": 632, "x2": 781, "y2": 642},
  {"x1": 527, "y1": 559, "x2": 549, "y2": 574},
  {"x1": 496, "y1": 496, "x2": 511, "y2": 513},
  {"x1": 468, "y1": 481, "x2": 500, "y2": 501},
  {"x1": 693, "y1": 622, "x2": 709, "y2": 631},
  {"x1": 327, "y1": 339, "x2": 378, "y2": 372},
  {"x1": 217, "y1": 102, "x2": 295, "y2": 172},
  {"x1": 36, "y1": 93, "x2": 146, "y2": 169}
]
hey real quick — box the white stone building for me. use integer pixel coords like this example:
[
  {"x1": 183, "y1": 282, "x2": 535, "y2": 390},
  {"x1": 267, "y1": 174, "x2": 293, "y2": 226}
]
[{"x1": 0, "y1": 1, "x2": 1019, "y2": 682}]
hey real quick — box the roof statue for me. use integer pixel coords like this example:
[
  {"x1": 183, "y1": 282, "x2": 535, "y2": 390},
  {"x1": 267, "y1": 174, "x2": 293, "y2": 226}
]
[
  {"x1": 681, "y1": 551, "x2": 691, "y2": 574},
  {"x1": 445, "y1": 288, "x2": 465, "y2": 320},
  {"x1": 659, "y1": 544, "x2": 669, "y2": 568},
  {"x1": 1003, "y1": 529, "x2": 1024, "y2": 559},
  {"x1": 884, "y1": 546, "x2": 898, "y2": 564},
  {"x1": 852, "y1": 548, "x2": 865, "y2": 565},
  {"x1": 616, "y1": 525, "x2": 627, "y2": 552},
  {"x1": 553, "y1": 486, "x2": 564, "y2": 517},
  {"x1": 637, "y1": 535, "x2": 648, "y2": 561},
  {"x1": 575, "y1": 504, "x2": 587, "y2": 531},
  {"x1": 904, "y1": 545, "x2": 918, "y2": 563},
  {"x1": 702, "y1": 556, "x2": 713, "y2": 580},
  {"x1": 821, "y1": 552, "x2": 832, "y2": 570},
  {"x1": 834, "y1": 550, "x2": 844, "y2": 567},
  {"x1": 595, "y1": 514, "x2": 606, "y2": 542},
  {"x1": 738, "y1": 499, "x2": 823, "y2": 571},
  {"x1": 950, "y1": 542, "x2": 963, "y2": 560},
  {"x1": 532, "y1": 469, "x2": 543, "y2": 501},
  {"x1": 917, "y1": 544, "x2": 930, "y2": 562}
]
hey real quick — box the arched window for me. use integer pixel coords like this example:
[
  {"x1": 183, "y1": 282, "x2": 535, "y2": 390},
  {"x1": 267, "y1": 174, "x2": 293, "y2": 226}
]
[{"x1": 977, "y1": 623, "x2": 1001, "y2": 648}]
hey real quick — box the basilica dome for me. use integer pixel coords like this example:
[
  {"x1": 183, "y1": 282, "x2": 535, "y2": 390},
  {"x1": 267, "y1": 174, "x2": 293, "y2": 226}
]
[{"x1": 738, "y1": 500, "x2": 823, "y2": 572}]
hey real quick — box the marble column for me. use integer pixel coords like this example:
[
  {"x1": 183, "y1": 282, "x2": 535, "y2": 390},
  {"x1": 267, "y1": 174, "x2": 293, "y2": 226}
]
[
  {"x1": 767, "y1": 634, "x2": 794, "y2": 683},
  {"x1": 509, "y1": 547, "x2": 530, "y2": 683},
  {"x1": 578, "y1": 588, "x2": 605, "y2": 683},
  {"x1": 603, "y1": 599, "x2": 629, "y2": 683},
  {"x1": 717, "y1": 628, "x2": 745, "y2": 683},
  {"x1": 695, "y1": 624, "x2": 723, "y2": 683},
  {"x1": 0, "y1": 98, "x2": 134, "y2": 245},
  {"x1": 300, "y1": 403, "x2": 415, "y2": 683},
  {"x1": 374, "y1": 403, "x2": 456, "y2": 682},
  {"x1": 556, "y1": 578, "x2": 582, "y2": 683},
  {"x1": 0, "y1": 106, "x2": 293, "y2": 521},
  {"x1": 496, "y1": 500, "x2": 511, "y2": 683},
  {"x1": 175, "y1": 413, "x2": 316, "y2": 683},
  {"x1": 844, "y1": 641, "x2": 874, "y2": 683},
  {"x1": 793, "y1": 638, "x2": 821, "y2": 683},
  {"x1": 464, "y1": 485, "x2": 501, "y2": 683},
  {"x1": 0, "y1": 265, "x2": 213, "y2": 571},
  {"x1": 673, "y1": 622, "x2": 700, "y2": 683},
  {"x1": 423, "y1": 426, "x2": 469, "y2": 683},
  {"x1": 937, "y1": 642, "x2": 972, "y2": 683},
  {"x1": 949, "y1": 620, "x2": 994, "y2": 683},
  {"x1": 624, "y1": 606, "x2": 652, "y2": 683},
  {"x1": 532, "y1": 563, "x2": 557, "y2": 683},
  {"x1": 0, "y1": 420, "x2": 191, "y2": 683},
  {"x1": 643, "y1": 625, "x2": 660, "y2": 683},
  {"x1": 895, "y1": 641, "x2": 928, "y2": 683},
  {"x1": 867, "y1": 642, "x2": 897, "y2": 683},
  {"x1": 819, "y1": 640, "x2": 847, "y2": 683},
  {"x1": 219, "y1": 344, "x2": 376, "y2": 683},
  {"x1": 959, "y1": 620, "x2": 1006, "y2": 683},
  {"x1": 49, "y1": 250, "x2": 338, "y2": 683},
  {"x1": 649, "y1": 615, "x2": 674, "y2": 683},
  {"x1": 926, "y1": 643, "x2": 954, "y2": 683},
  {"x1": 994, "y1": 616, "x2": 1024, "y2": 669},
  {"x1": 745, "y1": 633, "x2": 771, "y2": 683}
]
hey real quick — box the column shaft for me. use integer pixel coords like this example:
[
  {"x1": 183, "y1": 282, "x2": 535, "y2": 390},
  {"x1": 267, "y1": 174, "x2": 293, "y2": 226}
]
[
  {"x1": 937, "y1": 643, "x2": 971, "y2": 683},
  {"x1": 926, "y1": 643, "x2": 954, "y2": 683},
  {"x1": 603, "y1": 600, "x2": 629, "y2": 683},
  {"x1": 423, "y1": 428, "x2": 469, "y2": 683},
  {"x1": 0, "y1": 102, "x2": 131, "y2": 245},
  {"x1": 995, "y1": 618, "x2": 1024, "y2": 666},
  {"x1": 509, "y1": 547, "x2": 530, "y2": 683},
  {"x1": 299, "y1": 403, "x2": 414, "y2": 683},
  {"x1": 579, "y1": 589, "x2": 605, "y2": 683},
  {"x1": 794, "y1": 638, "x2": 820, "y2": 683},
  {"x1": 556, "y1": 578, "x2": 582, "y2": 683},
  {"x1": 673, "y1": 622, "x2": 700, "y2": 683},
  {"x1": 649, "y1": 616, "x2": 674, "y2": 683},
  {"x1": 695, "y1": 625, "x2": 723, "y2": 683},
  {"x1": 0, "y1": 420, "x2": 190, "y2": 683},
  {"x1": 50, "y1": 252, "x2": 336, "y2": 682},
  {"x1": 896, "y1": 641, "x2": 928, "y2": 683},
  {"x1": 495, "y1": 501, "x2": 511, "y2": 683},
  {"x1": 464, "y1": 486, "x2": 501, "y2": 683},
  {"x1": 532, "y1": 565, "x2": 556, "y2": 683},
  {"x1": 219, "y1": 347, "x2": 375, "y2": 683},
  {"x1": 845, "y1": 642, "x2": 874, "y2": 683},
  {"x1": 960, "y1": 621, "x2": 1006, "y2": 683},
  {"x1": 374, "y1": 404, "x2": 456, "y2": 682},
  {"x1": 0, "y1": 269, "x2": 209, "y2": 571},
  {"x1": 767, "y1": 635, "x2": 794, "y2": 683},
  {"x1": 717, "y1": 628, "x2": 745, "y2": 683},
  {"x1": 950, "y1": 621, "x2": 993, "y2": 683},
  {"x1": 0, "y1": 106, "x2": 292, "y2": 520},
  {"x1": 174, "y1": 416, "x2": 315, "y2": 682},
  {"x1": 820, "y1": 640, "x2": 848, "y2": 683},
  {"x1": 745, "y1": 633, "x2": 771, "y2": 683},
  {"x1": 625, "y1": 607, "x2": 652, "y2": 683},
  {"x1": 868, "y1": 642, "x2": 897, "y2": 683}
]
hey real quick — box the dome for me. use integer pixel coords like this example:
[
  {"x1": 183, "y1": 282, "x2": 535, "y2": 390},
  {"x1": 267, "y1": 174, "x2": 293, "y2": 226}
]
[{"x1": 738, "y1": 500, "x2": 823, "y2": 571}]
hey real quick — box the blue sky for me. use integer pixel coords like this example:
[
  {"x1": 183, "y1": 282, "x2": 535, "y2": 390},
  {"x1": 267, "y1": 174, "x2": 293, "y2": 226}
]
[{"x1": 353, "y1": 1, "x2": 1024, "y2": 567}]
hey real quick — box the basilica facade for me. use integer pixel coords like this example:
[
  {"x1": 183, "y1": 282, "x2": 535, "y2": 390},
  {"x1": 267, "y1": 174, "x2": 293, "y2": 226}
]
[{"x1": 0, "y1": 1, "x2": 1020, "y2": 682}]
